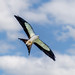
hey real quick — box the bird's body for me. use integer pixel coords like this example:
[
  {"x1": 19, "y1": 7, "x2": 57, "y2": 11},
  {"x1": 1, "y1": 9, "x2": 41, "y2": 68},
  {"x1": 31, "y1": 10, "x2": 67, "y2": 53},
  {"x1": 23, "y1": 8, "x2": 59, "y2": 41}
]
[
  {"x1": 14, "y1": 15, "x2": 56, "y2": 61},
  {"x1": 26, "y1": 35, "x2": 39, "y2": 46}
]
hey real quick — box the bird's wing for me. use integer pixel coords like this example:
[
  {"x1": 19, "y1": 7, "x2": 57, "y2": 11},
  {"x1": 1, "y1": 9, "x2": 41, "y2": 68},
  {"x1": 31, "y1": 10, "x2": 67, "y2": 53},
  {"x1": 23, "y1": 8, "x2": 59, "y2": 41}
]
[
  {"x1": 34, "y1": 38, "x2": 55, "y2": 61},
  {"x1": 14, "y1": 15, "x2": 35, "y2": 38}
]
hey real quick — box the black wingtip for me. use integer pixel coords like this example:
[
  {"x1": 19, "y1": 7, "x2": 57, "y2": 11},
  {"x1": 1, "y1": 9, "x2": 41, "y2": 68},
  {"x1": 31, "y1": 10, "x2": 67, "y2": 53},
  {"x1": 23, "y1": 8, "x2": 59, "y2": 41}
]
[
  {"x1": 14, "y1": 15, "x2": 19, "y2": 19},
  {"x1": 49, "y1": 50, "x2": 56, "y2": 61},
  {"x1": 43, "y1": 49, "x2": 56, "y2": 61},
  {"x1": 14, "y1": 15, "x2": 23, "y2": 21},
  {"x1": 14, "y1": 15, "x2": 27, "y2": 22},
  {"x1": 14, "y1": 15, "x2": 29, "y2": 27},
  {"x1": 14, "y1": 15, "x2": 16, "y2": 17},
  {"x1": 14, "y1": 15, "x2": 21, "y2": 19},
  {"x1": 14, "y1": 15, "x2": 19, "y2": 17},
  {"x1": 34, "y1": 43, "x2": 56, "y2": 61},
  {"x1": 52, "y1": 57, "x2": 55, "y2": 61}
]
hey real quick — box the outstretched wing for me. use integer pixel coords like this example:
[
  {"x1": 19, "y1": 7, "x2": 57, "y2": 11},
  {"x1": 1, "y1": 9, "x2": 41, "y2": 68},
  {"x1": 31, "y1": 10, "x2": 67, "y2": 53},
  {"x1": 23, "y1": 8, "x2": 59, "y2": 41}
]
[
  {"x1": 14, "y1": 15, "x2": 35, "y2": 38},
  {"x1": 34, "y1": 38, "x2": 55, "y2": 61}
]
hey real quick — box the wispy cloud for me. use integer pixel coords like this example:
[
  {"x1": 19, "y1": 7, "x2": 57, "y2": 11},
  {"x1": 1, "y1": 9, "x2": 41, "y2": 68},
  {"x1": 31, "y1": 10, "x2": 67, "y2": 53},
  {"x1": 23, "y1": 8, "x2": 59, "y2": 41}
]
[
  {"x1": 39, "y1": 0, "x2": 75, "y2": 25},
  {"x1": 1, "y1": 0, "x2": 75, "y2": 41},
  {"x1": 1, "y1": 0, "x2": 75, "y2": 26},
  {"x1": 0, "y1": 0, "x2": 20, "y2": 31},
  {"x1": 0, "y1": 54, "x2": 75, "y2": 75},
  {"x1": 67, "y1": 48, "x2": 75, "y2": 55},
  {"x1": 56, "y1": 26, "x2": 75, "y2": 41},
  {"x1": 7, "y1": 31, "x2": 26, "y2": 40},
  {"x1": 0, "y1": 40, "x2": 15, "y2": 53},
  {"x1": 66, "y1": 44, "x2": 75, "y2": 55}
]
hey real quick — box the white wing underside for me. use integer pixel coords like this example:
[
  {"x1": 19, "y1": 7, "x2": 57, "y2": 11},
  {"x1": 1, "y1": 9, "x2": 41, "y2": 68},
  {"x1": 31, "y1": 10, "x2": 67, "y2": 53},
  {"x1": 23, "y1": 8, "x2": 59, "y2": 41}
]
[
  {"x1": 34, "y1": 38, "x2": 50, "y2": 51},
  {"x1": 25, "y1": 22, "x2": 35, "y2": 38}
]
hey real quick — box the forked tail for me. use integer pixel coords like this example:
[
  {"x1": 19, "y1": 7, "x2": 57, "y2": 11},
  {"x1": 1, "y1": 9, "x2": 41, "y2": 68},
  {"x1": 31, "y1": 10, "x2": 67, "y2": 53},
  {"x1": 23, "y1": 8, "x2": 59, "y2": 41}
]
[{"x1": 18, "y1": 38, "x2": 32, "y2": 55}]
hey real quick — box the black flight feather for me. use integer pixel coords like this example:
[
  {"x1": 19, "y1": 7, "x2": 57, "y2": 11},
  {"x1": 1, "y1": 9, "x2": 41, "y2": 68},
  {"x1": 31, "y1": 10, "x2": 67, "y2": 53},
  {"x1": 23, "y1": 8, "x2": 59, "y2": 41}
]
[
  {"x1": 34, "y1": 43, "x2": 55, "y2": 61},
  {"x1": 14, "y1": 15, "x2": 34, "y2": 38}
]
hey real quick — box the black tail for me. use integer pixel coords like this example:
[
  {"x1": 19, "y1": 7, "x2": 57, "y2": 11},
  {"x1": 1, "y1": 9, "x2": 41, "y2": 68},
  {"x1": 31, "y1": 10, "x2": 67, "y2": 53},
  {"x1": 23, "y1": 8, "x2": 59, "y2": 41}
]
[
  {"x1": 18, "y1": 38, "x2": 32, "y2": 55},
  {"x1": 18, "y1": 38, "x2": 28, "y2": 43}
]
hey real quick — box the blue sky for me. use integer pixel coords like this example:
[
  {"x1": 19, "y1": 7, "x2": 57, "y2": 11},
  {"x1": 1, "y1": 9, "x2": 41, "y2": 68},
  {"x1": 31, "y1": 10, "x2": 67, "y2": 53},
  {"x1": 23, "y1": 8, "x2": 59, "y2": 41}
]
[{"x1": 0, "y1": 0, "x2": 75, "y2": 75}]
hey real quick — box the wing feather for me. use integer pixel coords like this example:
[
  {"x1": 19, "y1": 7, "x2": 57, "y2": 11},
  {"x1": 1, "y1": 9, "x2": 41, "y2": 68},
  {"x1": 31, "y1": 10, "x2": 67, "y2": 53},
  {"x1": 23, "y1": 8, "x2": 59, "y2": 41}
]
[
  {"x1": 34, "y1": 38, "x2": 55, "y2": 61},
  {"x1": 14, "y1": 15, "x2": 35, "y2": 38}
]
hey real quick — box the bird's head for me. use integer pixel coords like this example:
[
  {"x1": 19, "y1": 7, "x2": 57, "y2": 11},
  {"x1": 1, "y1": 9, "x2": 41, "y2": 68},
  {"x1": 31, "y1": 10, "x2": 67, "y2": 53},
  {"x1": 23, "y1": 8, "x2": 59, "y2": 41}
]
[{"x1": 26, "y1": 40, "x2": 32, "y2": 46}]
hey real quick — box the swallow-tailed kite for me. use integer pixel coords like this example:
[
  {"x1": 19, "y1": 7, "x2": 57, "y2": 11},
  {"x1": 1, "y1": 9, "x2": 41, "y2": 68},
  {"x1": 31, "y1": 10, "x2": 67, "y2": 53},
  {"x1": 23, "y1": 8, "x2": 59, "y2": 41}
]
[{"x1": 14, "y1": 15, "x2": 55, "y2": 61}]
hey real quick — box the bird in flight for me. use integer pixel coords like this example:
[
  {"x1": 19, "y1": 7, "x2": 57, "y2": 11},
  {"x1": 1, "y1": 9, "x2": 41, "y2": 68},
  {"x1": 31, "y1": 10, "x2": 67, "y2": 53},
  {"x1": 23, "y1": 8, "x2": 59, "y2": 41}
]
[{"x1": 14, "y1": 15, "x2": 55, "y2": 61}]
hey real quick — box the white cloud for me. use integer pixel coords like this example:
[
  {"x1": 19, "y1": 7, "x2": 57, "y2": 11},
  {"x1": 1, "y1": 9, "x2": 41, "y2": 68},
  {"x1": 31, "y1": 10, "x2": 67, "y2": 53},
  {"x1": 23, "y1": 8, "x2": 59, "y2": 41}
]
[
  {"x1": 0, "y1": 0, "x2": 20, "y2": 32},
  {"x1": 39, "y1": 0, "x2": 75, "y2": 25},
  {"x1": 23, "y1": 12, "x2": 50, "y2": 24},
  {"x1": 21, "y1": 0, "x2": 75, "y2": 25},
  {"x1": 0, "y1": 0, "x2": 46, "y2": 40},
  {"x1": 7, "y1": 31, "x2": 26, "y2": 40},
  {"x1": 0, "y1": 54, "x2": 75, "y2": 75},
  {"x1": 1, "y1": 0, "x2": 75, "y2": 40},
  {"x1": 66, "y1": 44, "x2": 75, "y2": 55},
  {"x1": 0, "y1": 0, "x2": 22, "y2": 40},
  {"x1": 6, "y1": 0, "x2": 31, "y2": 14},
  {"x1": 0, "y1": 41, "x2": 15, "y2": 53},
  {"x1": 1, "y1": 0, "x2": 75, "y2": 27},
  {"x1": 67, "y1": 48, "x2": 75, "y2": 55},
  {"x1": 56, "y1": 26, "x2": 75, "y2": 41}
]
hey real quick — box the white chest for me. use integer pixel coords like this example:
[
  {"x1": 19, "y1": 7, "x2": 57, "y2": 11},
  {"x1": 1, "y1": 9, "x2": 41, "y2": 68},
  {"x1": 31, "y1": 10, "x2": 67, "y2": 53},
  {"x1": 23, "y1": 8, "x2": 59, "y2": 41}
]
[
  {"x1": 26, "y1": 35, "x2": 39, "y2": 46},
  {"x1": 29, "y1": 35, "x2": 39, "y2": 42}
]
